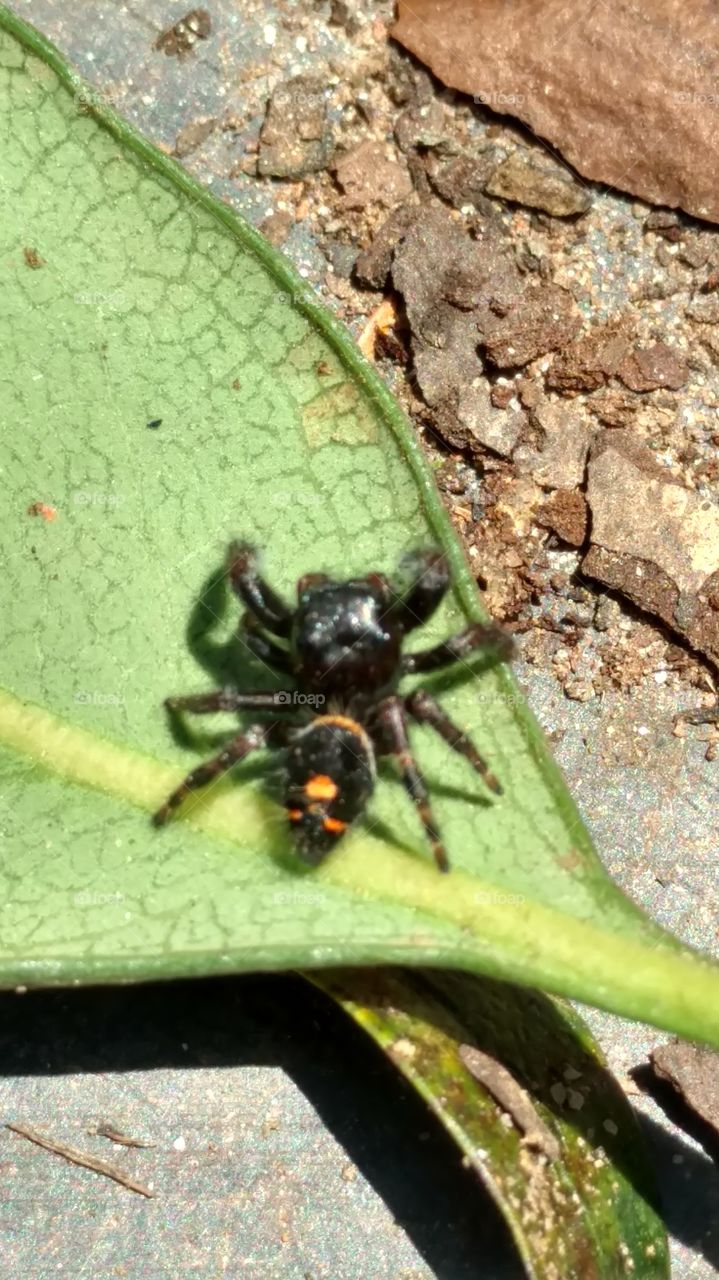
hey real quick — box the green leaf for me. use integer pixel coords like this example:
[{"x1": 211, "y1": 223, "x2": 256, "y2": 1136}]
[
  {"x1": 315, "y1": 969, "x2": 669, "y2": 1279},
  {"x1": 2, "y1": 6, "x2": 719, "y2": 1050}
]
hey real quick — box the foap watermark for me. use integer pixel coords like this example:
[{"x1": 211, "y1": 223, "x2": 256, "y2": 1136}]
[
  {"x1": 273, "y1": 890, "x2": 326, "y2": 908},
  {"x1": 73, "y1": 890, "x2": 124, "y2": 907},
  {"x1": 473, "y1": 90, "x2": 525, "y2": 108},
  {"x1": 274, "y1": 287, "x2": 314, "y2": 308},
  {"x1": 672, "y1": 89, "x2": 719, "y2": 107},
  {"x1": 74, "y1": 691, "x2": 124, "y2": 706},
  {"x1": 75, "y1": 290, "x2": 126, "y2": 309},
  {"x1": 273, "y1": 691, "x2": 325, "y2": 707},
  {"x1": 73, "y1": 491, "x2": 125, "y2": 508},
  {"x1": 73, "y1": 85, "x2": 122, "y2": 112},
  {"x1": 474, "y1": 891, "x2": 525, "y2": 907},
  {"x1": 476, "y1": 691, "x2": 523, "y2": 708}
]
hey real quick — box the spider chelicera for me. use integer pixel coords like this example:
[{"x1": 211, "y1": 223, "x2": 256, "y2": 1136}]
[{"x1": 153, "y1": 542, "x2": 514, "y2": 872}]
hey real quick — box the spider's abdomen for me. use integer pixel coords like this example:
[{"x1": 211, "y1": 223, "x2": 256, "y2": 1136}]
[
  {"x1": 291, "y1": 583, "x2": 402, "y2": 698},
  {"x1": 285, "y1": 715, "x2": 375, "y2": 865}
]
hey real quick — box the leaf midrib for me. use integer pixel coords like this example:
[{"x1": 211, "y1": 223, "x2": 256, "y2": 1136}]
[{"x1": 7, "y1": 685, "x2": 719, "y2": 1049}]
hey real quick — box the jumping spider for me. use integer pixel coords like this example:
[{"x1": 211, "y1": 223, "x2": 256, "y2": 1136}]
[{"x1": 153, "y1": 542, "x2": 514, "y2": 872}]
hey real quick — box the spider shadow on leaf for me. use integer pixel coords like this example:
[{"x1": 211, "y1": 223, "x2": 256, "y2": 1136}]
[
  {"x1": 375, "y1": 758, "x2": 493, "y2": 810},
  {"x1": 160, "y1": 563, "x2": 310, "y2": 872},
  {"x1": 166, "y1": 562, "x2": 287, "y2": 753},
  {"x1": 408, "y1": 646, "x2": 510, "y2": 699}
]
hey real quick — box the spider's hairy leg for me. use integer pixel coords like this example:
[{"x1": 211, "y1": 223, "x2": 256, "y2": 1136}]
[
  {"x1": 152, "y1": 723, "x2": 273, "y2": 824},
  {"x1": 377, "y1": 696, "x2": 449, "y2": 873},
  {"x1": 401, "y1": 620, "x2": 515, "y2": 675},
  {"x1": 405, "y1": 688, "x2": 502, "y2": 795},
  {"x1": 238, "y1": 612, "x2": 293, "y2": 673},
  {"x1": 227, "y1": 541, "x2": 292, "y2": 637},
  {"x1": 386, "y1": 547, "x2": 450, "y2": 632}
]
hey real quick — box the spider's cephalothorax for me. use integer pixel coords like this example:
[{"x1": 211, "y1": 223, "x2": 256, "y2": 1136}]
[{"x1": 153, "y1": 543, "x2": 514, "y2": 872}]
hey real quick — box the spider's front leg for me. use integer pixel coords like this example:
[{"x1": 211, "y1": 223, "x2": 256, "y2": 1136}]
[
  {"x1": 227, "y1": 541, "x2": 292, "y2": 638},
  {"x1": 401, "y1": 620, "x2": 514, "y2": 675},
  {"x1": 152, "y1": 722, "x2": 274, "y2": 825},
  {"x1": 377, "y1": 696, "x2": 449, "y2": 873},
  {"x1": 386, "y1": 547, "x2": 451, "y2": 632}
]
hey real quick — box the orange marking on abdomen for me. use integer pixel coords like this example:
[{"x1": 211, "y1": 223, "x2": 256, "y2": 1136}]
[
  {"x1": 322, "y1": 816, "x2": 348, "y2": 835},
  {"x1": 314, "y1": 714, "x2": 374, "y2": 761},
  {"x1": 316, "y1": 714, "x2": 363, "y2": 735},
  {"x1": 287, "y1": 808, "x2": 304, "y2": 822},
  {"x1": 304, "y1": 774, "x2": 338, "y2": 802}
]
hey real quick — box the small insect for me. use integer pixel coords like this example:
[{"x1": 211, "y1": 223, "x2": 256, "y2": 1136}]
[{"x1": 153, "y1": 543, "x2": 514, "y2": 871}]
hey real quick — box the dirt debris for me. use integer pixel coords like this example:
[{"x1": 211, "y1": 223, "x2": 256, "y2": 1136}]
[
  {"x1": 394, "y1": 98, "x2": 447, "y2": 156},
  {"x1": 154, "y1": 8, "x2": 210, "y2": 59},
  {"x1": 27, "y1": 501, "x2": 57, "y2": 521},
  {"x1": 333, "y1": 139, "x2": 412, "y2": 210},
  {"x1": 389, "y1": 203, "x2": 521, "y2": 449},
  {"x1": 260, "y1": 208, "x2": 294, "y2": 247},
  {"x1": 617, "y1": 343, "x2": 689, "y2": 392},
  {"x1": 515, "y1": 397, "x2": 592, "y2": 490},
  {"x1": 174, "y1": 116, "x2": 215, "y2": 158},
  {"x1": 646, "y1": 1039, "x2": 719, "y2": 1147},
  {"x1": 354, "y1": 203, "x2": 418, "y2": 288},
  {"x1": 674, "y1": 699, "x2": 719, "y2": 761},
  {"x1": 484, "y1": 149, "x2": 591, "y2": 219},
  {"x1": 582, "y1": 433, "x2": 719, "y2": 664},
  {"x1": 22, "y1": 246, "x2": 44, "y2": 269},
  {"x1": 215, "y1": 9, "x2": 719, "y2": 722},
  {"x1": 425, "y1": 147, "x2": 498, "y2": 210},
  {"x1": 546, "y1": 320, "x2": 634, "y2": 395},
  {"x1": 478, "y1": 282, "x2": 580, "y2": 371},
  {"x1": 685, "y1": 295, "x2": 719, "y2": 325},
  {"x1": 460, "y1": 385, "x2": 525, "y2": 459},
  {"x1": 392, "y1": 0, "x2": 719, "y2": 224},
  {"x1": 586, "y1": 387, "x2": 639, "y2": 429},
  {"x1": 258, "y1": 76, "x2": 332, "y2": 178},
  {"x1": 537, "y1": 491, "x2": 589, "y2": 549},
  {"x1": 384, "y1": 203, "x2": 585, "y2": 450},
  {"x1": 328, "y1": 0, "x2": 363, "y2": 37},
  {"x1": 644, "y1": 210, "x2": 684, "y2": 242}
]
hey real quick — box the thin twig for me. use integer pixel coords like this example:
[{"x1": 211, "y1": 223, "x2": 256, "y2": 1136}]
[
  {"x1": 93, "y1": 1123, "x2": 156, "y2": 1149},
  {"x1": 6, "y1": 1122, "x2": 156, "y2": 1198},
  {"x1": 459, "y1": 1045, "x2": 561, "y2": 1161}
]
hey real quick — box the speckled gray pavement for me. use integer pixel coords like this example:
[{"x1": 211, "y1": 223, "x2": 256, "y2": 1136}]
[{"x1": 2, "y1": 2, "x2": 718, "y2": 1277}]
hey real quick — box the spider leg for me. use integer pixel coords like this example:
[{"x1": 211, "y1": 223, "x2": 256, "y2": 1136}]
[
  {"x1": 227, "y1": 541, "x2": 292, "y2": 638},
  {"x1": 238, "y1": 612, "x2": 293, "y2": 674},
  {"x1": 376, "y1": 696, "x2": 449, "y2": 873},
  {"x1": 386, "y1": 547, "x2": 450, "y2": 632},
  {"x1": 297, "y1": 572, "x2": 331, "y2": 596},
  {"x1": 164, "y1": 690, "x2": 292, "y2": 714},
  {"x1": 405, "y1": 688, "x2": 501, "y2": 795},
  {"x1": 152, "y1": 722, "x2": 273, "y2": 824},
  {"x1": 402, "y1": 621, "x2": 514, "y2": 675}
]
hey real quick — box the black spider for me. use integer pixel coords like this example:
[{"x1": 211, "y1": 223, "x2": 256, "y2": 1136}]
[{"x1": 153, "y1": 542, "x2": 514, "y2": 872}]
